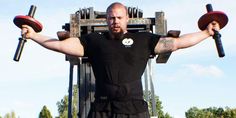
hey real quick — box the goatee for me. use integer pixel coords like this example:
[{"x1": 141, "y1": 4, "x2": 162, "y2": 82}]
[{"x1": 109, "y1": 30, "x2": 125, "y2": 40}]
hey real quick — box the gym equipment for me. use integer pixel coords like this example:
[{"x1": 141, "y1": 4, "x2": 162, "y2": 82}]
[
  {"x1": 57, "y1": 31, "x2": 70, "y2": 41},
  {"x1": 198, "y1": 4, "x2": 228, "y2": 57},
  {"x1": 13, "y1": 5, "x2": 43, "y2": 61},
  {"x1": 60, "y1": 7, "x2": 167, "y2": 118}
]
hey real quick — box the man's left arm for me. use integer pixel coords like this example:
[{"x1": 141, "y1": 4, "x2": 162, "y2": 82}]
[{"x1": 154, "y1": 21, "x2": 220, "y2": 54}]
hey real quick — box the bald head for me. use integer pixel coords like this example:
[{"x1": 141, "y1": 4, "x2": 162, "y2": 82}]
[{"x1": 106, "y1": 2, "x2": 128, "y2": 15}]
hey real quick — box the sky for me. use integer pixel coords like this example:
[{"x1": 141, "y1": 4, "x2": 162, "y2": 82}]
[{"x1": 0, "y1": 0, "x2": 235, "y2": 118}]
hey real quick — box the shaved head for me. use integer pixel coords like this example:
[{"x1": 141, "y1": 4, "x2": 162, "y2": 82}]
[{"x1": 106, "y1": 2, "x2": 128, "y2": 15}]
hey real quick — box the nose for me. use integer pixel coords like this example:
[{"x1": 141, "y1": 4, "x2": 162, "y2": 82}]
[{"x1": 114, "y1": 17, "x2": 119, "y2": 24}]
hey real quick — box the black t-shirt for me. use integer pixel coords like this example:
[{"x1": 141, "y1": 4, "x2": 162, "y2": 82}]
[{"x1": 81, "y1": 32, "x2": 160, "y2": 114}]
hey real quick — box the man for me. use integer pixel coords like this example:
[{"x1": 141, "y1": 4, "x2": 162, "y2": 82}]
[{"x1": 22, "y1": 2, "x2": 220, "y2": 118}]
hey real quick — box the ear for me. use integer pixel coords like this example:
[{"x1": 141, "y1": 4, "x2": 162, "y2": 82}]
[
  {"x1": 106, "y1": 15, "x2": 109, "y2": 24},
  {"x1": 126, "y1": 15, "x2": 129, "y2": 22}
]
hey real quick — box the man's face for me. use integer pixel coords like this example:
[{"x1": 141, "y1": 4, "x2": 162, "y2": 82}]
[{"x1": 106, "y1": 6, "x2": 129, "y2": 35}]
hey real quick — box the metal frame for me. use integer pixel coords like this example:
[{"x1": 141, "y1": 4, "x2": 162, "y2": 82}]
[{"x1": 60, "y1": 7, "x2": 168, "y2": 118}]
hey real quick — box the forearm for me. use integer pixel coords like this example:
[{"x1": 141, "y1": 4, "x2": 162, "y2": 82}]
[
  {"x1": 22, "y1": 25, "x2": 84, "y2": 56},
  {"x1": 176, "y1": 30, "x2": 210, "y2": 49},
  {"x1": 31, "y1": 33, "x2": 84, "y2": 56},
  {"x1": 155, "y1": 21, "x2": 219, "y2": 54},
  {"x1": 31, "y1": 33, "x2": 62, "y2": 52},
  {"x1": 155, "y1": 30, "x2": 210, "y2": 54}
]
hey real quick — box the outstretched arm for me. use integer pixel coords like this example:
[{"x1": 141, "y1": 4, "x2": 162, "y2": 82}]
[
  {"x1": 155, "y1": 21, "x2": 220, "y2": 54},
  {"x1": 21, "y1": 25, "x2": 84, "y2": 57}
]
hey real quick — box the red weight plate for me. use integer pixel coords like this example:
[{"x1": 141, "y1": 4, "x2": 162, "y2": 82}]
[
  {"x1": 13, "y1": 15, "x2": 43, "y2": 32},
  {"x1": 198, "y1": 11, "x2": 228, "y2": 30}
]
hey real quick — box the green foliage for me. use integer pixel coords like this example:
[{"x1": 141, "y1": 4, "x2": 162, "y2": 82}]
[
  {"x1": 186, "y1": 106, "x2": 236, "y2": 118},
  {"x1": 39, "y1": 105, "x2": 52, "y2": 118},
  {"x1": 2, "y1": 111, "x2": 16, "y2": 118},
  {"x1": 56, "y1": 96, "x2": 68, "y2": 118},
  {"x1": 56, "y1": 85, "x2": 78, "y2": 118},
  {"x1": 144, "y1": 90, "x2": 173, "y2": 118}
]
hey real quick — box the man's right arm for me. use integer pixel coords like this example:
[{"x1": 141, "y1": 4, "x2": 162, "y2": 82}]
[{"x1": 22, "y1": 25, "x2": 84, "y2": 57}]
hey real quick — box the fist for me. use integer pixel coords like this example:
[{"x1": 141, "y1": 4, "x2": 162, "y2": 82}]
[
  {"x1": 207, "y1": 21, "x2": 220, "y2": 36},
  {"x1": 21, "y1": 25, "x2": 36, "y2": 39}
]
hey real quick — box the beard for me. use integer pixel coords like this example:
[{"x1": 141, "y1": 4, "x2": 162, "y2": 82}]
[{"x1": 109, "y1": 27, "x2": 125, "y2": 40}]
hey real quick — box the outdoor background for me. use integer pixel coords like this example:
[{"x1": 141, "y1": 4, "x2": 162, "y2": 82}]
[{"x1": 0, "y1": 0, "x2": 235, "y2": 118}]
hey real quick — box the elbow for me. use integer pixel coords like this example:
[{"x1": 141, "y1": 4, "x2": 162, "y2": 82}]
[{"x1": 73, "y1": 46, "x2": 85, "y2": 57}]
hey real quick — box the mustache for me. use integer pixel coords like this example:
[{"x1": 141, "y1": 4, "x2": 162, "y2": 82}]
[{"x1": 111, "y1": 24, "x2": 120, "y2": 28}]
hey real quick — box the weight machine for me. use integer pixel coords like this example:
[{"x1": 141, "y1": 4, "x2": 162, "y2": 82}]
[{"x1": 58, "y1": 7, "x2": 169, "y2": 118}]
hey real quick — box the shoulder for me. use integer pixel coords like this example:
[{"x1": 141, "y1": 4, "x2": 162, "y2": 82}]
[
  {"x1": 81, "y1": 32, "x2": 106, "y2": 44},
  {"x1": 128, "y1": 32, "x2": 161, "y2": 40},
  {"x1": 82, "y1": 32, "x2": 103, "y2": 39},
  {"x1": 134, "y1": 32, "x2": 160, "y2": 37}
]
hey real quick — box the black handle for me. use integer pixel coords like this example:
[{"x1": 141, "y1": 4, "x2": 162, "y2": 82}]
[
  {"x1": 28, "y1": 5, "x2": 36, "y2": 17},
  {"x1": 13, "y1": 5, "x2": 37, "y2": 62},
  {"x1": 213, "y1": 30, "x2": 225, "y2": 57},
  {"x1": 206, "y1": 4, "x2": 213, "y2": 12},
  {"x1": 206, "y1": 4, "x2": 225, "y2": 57},
  {"x1": 13, "y1": 37, "x2": 27, "y2": 61}
]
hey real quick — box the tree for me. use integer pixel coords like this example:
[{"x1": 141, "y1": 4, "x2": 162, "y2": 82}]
[
  {"x1": 223, "y1": 107, "x2": 236, "y2": 118},
  {"x1": 56, "y1": 85, "x2": 78, "y2": 118},
  {"x1": 56, "y1": 95, "x2": 68, "y2": 118},
  {"x1": 185, "y1": 107, "x2": 199, "y2": 118},
  {"x1": 3, "y1": 111, "x2": 16, "y2": 118},
  {"x1": 39, "y1": 105, "x2": 53, "y2": 118},
  {"x1": 186, "y1": 106, "x2": 236, "y2": 118},
  {"x1": 144, "y1": 91, "x2": 173, "y2": 118}
]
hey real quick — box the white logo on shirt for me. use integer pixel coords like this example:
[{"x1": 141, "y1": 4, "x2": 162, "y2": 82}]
[{"x1": 122, "y1": 38, "x2": 134, "y2": 47}]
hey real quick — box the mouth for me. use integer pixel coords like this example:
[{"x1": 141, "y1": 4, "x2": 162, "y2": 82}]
[
  {"x1": 111, "y1": 24, "x2": 120, "y2": 28},
  {"x1": 111, "y1": 27, "x2": 121, "y2": 32},
  {"x1": 112, "y1": 25, "x2": 120, "y2": 28}
]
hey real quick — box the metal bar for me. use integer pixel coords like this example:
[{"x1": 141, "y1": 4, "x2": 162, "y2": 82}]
[
  {"x1": 144, "y1": 64, "x2": 149, "y2": 103},
  {"x1": 70, "y1": 14, "x2": 81, "y2": 37},
  {"x1": 149, "y1": 60, "x2": 157, "y2": 116},
  {"x1": 85, "y1": 63, "x2": 89, "y2": 117},
  {"x1": 155, "y1": 12, "x2": 169, "y2": 63},
  {"x1": 80, "y1": 64, "x2": 86, "y2": 118},
  {"x1": 77, "y1": 64, "x2": 81, "y2": 118},
  {"x1": 68, "y1": 64, "x2": 74, "y2": 118},
  {"x1": 78, "y1": 18, "x2": 153, "y2": 26},
  {"x1": 155, "y1": 12, "x2": 166, "y2": 35}
]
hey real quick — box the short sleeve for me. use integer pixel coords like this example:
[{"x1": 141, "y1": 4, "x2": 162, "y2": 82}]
[
  {"x1": 149, "y1": 33, "x2": 161, "y2": 55},
  {"x1": 79, "y1": 33, "x2": 102, "y2": 58},
  {"x1": 79, "y1": 34, "x2": 89, "y2": 57}
]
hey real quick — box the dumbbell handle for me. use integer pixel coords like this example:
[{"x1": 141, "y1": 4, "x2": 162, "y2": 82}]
[
  {"x1": 13, "y1": 5, "x2": 37, "y2": 61},
  {"x1": 206, "y1": 4, "x2": 225, "y2": 57},
  {"x1": 28, "y1": 5, "x2": 36, "y2": 17},
  {"x1": 213, "y1": 30, "x2": 225, "y2": 57},
  {"x1": 13, "y1": 37, "x2": 27, "y2": 61}
]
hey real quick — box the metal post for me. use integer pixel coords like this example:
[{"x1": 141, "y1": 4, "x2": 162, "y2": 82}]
[
  {"x1": 68, "y1": 64, "x2": 74, "y2": 118},
  {"x1": 144, "y1": 65, "x2": 149, "y2": 103},
  {"x1": 148, "y1": 60, "x2": 157, "y2": 117},
  {"x1": 77, "y1": 63, "x2": 81, "y2": 118}
]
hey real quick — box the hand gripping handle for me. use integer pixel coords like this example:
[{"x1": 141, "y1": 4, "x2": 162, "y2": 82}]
[
  {"x1": 207, "y1": 4, "x2": 225, "y2": 57},
  {"x1": 13, "y1": 5, "x2": 37, "y2": 61}
]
